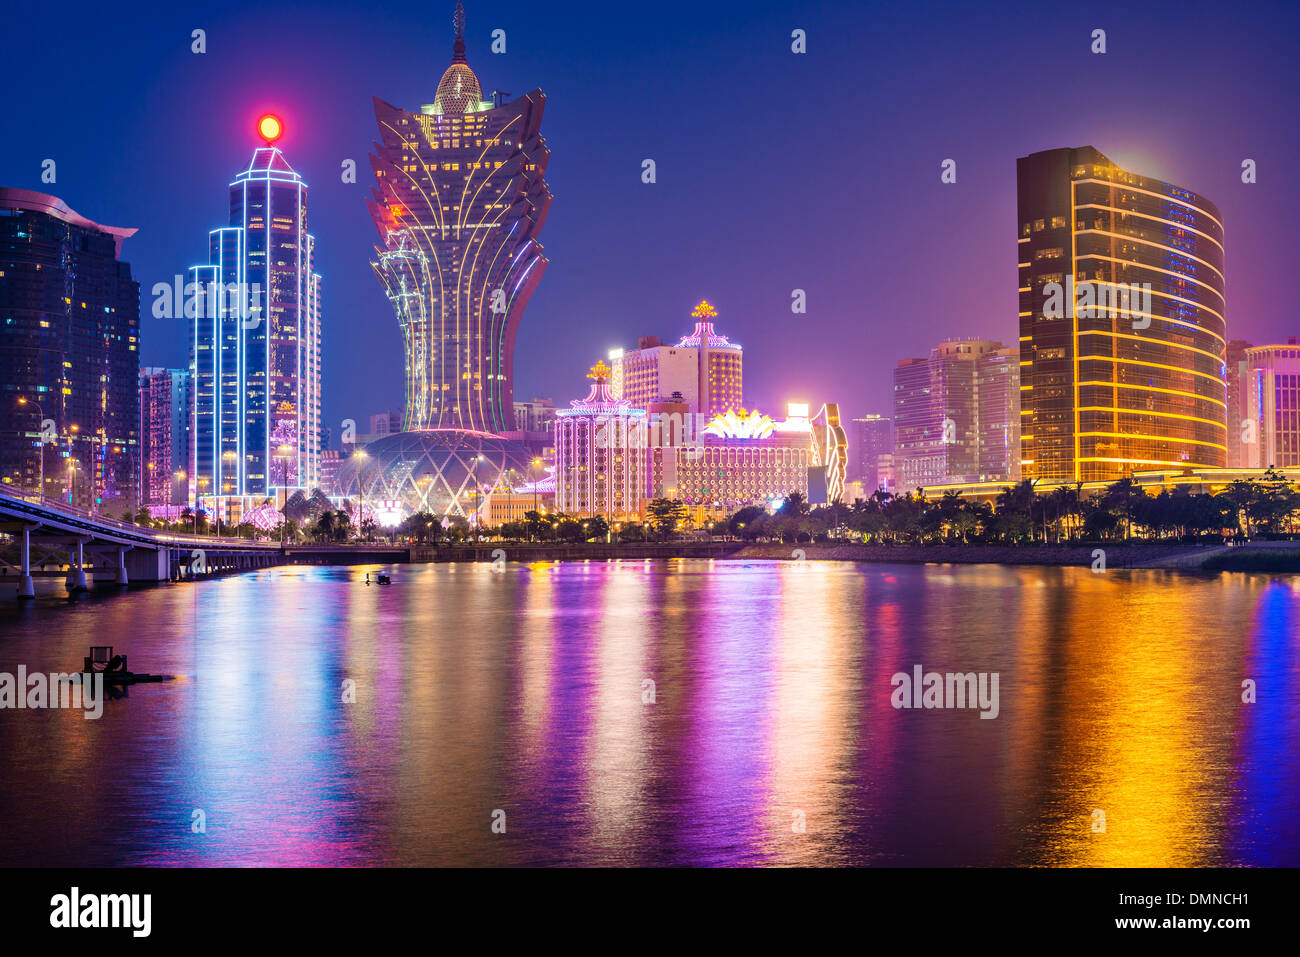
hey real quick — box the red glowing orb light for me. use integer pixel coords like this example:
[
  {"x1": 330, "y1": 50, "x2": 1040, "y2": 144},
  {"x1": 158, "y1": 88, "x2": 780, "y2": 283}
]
[{"x1": 257, "y1": 114, "x2": 283, "y2": 144}]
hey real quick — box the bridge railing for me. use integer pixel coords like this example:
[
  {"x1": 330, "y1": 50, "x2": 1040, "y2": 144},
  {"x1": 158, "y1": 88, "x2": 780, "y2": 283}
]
[{"x1": 0, "y1": 485, "x2": 280, "y2": 549}]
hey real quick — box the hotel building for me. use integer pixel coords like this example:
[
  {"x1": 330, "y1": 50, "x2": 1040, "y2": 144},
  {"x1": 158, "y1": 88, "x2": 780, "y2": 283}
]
[
  {"x1": 1017, "y1": 146, "x2": 1227, "y2": 483},
  {"x1": 609, "y1": 300, "x2": 743, "y2": 416},
  {"x1": 554, "y1": 361, "x2": 646, "y2": 520},
  {"x1": 892, "y1": 339, "x2": 1020, "y2": 492},
  {"x1": 138, "y1": 367, "x2": 190, "y2": 507},
  {"x1": 1243, "y1": 341, "x2": 1300, "y2": 468},
  {"x1": 367, "y1": 2, "x2": 550, "y2": 434},
  {"x1": 0, "y1": 188, "x2": 139, "y2": 507},
  {"x1": 190, "y1": 126, "x2": 322, "y2": 515},
  {"x1": 647, "y1": 405, "x2": 812, "y2": 510},
  {"x1": 851, "y1": 414, "x2": 893, "y2": 492},
  {"x1": 1225, "y1": 339, "x2": 1253, "y2": 467}
]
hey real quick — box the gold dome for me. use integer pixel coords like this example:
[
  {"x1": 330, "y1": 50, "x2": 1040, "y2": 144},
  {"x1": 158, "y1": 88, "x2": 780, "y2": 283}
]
[{"x1": 435, "y1": 62, "x2": 482, "y2": 114}]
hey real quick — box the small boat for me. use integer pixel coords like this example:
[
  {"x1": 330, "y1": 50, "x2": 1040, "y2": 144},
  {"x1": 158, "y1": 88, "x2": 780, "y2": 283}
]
[
  {"x1": 82, "y1": 646, "x2": 173, "y2": 684},
  {"x1": 376, "y1": 573, "x2": 392, "y2": 585}
]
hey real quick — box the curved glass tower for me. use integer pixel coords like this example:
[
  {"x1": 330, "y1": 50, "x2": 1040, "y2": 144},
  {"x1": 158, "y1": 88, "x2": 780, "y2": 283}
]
[
  {"x1": 367, "y1": 2, "x2": 551, "y2": 434},
  {"x1": 1017, "y1": 146, "x2": 1227, "y2": 483}
]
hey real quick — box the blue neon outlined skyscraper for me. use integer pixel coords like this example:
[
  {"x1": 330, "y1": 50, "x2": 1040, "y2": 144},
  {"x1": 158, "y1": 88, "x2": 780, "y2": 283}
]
[{"x1": 190, "y1": 117, "x2": 322, "y2": 514}]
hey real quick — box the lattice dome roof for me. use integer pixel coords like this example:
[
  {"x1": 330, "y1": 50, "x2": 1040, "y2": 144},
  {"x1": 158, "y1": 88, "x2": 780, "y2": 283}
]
[{"x1": 435, "y1": 63, "x2": 483, "y2": 114}]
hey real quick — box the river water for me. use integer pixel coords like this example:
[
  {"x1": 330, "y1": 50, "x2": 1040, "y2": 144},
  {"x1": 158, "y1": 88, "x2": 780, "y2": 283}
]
[{"x1": 0, "y1": 560, "x2": 1296, "y2": 866}]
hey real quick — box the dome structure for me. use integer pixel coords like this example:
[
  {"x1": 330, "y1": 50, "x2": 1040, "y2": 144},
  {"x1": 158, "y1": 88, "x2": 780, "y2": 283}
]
[
  {"x1": 435, "y1": 63, "x2": 483, "y2": 114},
  {"x1": 332, "y1": 429, "x2": 542, "y2": 524},
  {"x1": 431, "y1": 1, "x2": 485, "y2": 114}
]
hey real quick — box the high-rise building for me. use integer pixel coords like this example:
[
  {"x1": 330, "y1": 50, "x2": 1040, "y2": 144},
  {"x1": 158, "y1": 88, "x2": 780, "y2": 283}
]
[
  {"x1": 0, "y1": 188, "x2": 139, "y2": 508},
  {"x1": 1243, "y1": 341, "x2": 1300, "y2": 468},
  {"x1": 138, "y1": 367, "x2": 190, "y2": 507},
  {"x1": 977, "y1": 345, "x2": 1022, "y2": 483},
  {"x1": 367, "y1": 1, "x2": 550, "y2": 434},
  {"x1": 369, "y1": 410, "x2": 402, "y2": 437},
  {"x1": 851, "y1": 414, "x2": 892, "y2": 491},
  {"x1": 1017, "y1": 146, "x2": 1227, "y2": 483},
  {"x1": 613, "y1": 300, "x2": 743, "y2": 415},
  {"x1": 1225, "y1": 339, "x2": 1253, "y2": 467},
  {"x1": 892, "y1": 339, "x2": 1019, "y2": 492},
  {"x1": 513, "y1": 397, "x2": 555, "y2": 434},
  {"x1": 554, "y1": 361, "x2": 646, "y2": 520},
  {"x1": 190, "y1": 119, "x2": 322, "y2": 515}
]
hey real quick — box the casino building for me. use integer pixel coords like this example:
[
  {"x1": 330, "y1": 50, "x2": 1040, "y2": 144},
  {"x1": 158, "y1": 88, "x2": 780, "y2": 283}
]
[
  {"x1": 367, "y1": 1, "x2": 549, "y2": 434},
  {"x1": 342, "y1": 2, "x2": 550, "y2": 520},
  {"x1": 1017, "y1": 146, "x2": 1227, "y2": 483}
]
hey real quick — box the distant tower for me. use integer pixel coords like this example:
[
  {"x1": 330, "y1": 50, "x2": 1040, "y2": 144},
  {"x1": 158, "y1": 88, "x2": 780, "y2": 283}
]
[
  {"x1": 190, "y1": 115, "x2": 322, "y2": 512},
  {"x1": 368, "y1": 1, "x2": 551, "y2": 433}
]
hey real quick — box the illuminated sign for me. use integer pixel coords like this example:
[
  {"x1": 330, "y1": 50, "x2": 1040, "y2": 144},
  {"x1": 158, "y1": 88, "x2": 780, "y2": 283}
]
[{"x1": 257, "y1": 114, "x2": 284, "y2": 144}]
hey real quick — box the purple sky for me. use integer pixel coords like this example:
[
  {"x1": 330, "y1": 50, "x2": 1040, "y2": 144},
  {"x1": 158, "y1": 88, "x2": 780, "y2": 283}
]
[{"x1": 3, "y1": 0, "x2": 1297, "y2": 435}]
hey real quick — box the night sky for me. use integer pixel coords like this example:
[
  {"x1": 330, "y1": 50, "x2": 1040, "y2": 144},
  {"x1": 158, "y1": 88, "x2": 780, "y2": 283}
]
[{"x1": 3, "y1": 0, "x2": 1297, "y2": 436}]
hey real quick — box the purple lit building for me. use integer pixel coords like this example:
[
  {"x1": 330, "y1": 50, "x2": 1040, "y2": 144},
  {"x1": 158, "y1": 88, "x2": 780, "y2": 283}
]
[
  {"x1": 138, "y1": 366, "x2": 190, "y2": 507},
  {"x1": 367, "y1": 1, "x2": 550, "y2": 434}
]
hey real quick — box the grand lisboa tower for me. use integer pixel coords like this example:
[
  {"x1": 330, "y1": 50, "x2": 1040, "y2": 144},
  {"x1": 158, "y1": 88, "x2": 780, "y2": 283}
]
[{"x1": 339, "y1": 2, "x2": 551, "y2": 521}]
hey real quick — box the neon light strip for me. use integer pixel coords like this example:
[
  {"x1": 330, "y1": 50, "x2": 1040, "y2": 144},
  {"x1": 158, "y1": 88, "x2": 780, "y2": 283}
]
[
  {"x1": 1071, "y1": 178, "x2": 1223, "y2": 230},
  {"x1": 1074, "y1": 228, "x2": 1225, "y2": 281},
  {"x1": 1071, "y1": 201, "x2": 1223, "y2": 251},
  {"x1": 1075, "y1": 406, "x2": 1227, "y2": 429}
]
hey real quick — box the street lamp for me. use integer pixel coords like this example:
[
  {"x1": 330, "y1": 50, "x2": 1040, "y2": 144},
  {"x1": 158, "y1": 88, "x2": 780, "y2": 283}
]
[
  {"x1": 221, "y1": 450, "x2": 237, "y2": 531},
  {"x1": 70, "y1": 424, "x2": 102, "y2": 515},
  {"x1": 474, "y1": 453, "x2": 485, "y2": 541},
  {"x1": 175, "y1": 471, "x2": 194, "y2": 533},
  {"x1": 531, "y1": 456, "x2": 542, "y2": 515},
  {"x1": 274, "y1": 444, "x2": 293, "y2": 510},
  {"x1": 353, "y1": 450, "x2": 369, "y2": 530},
  {"x1": 17, "y1": 397, "x2": 46, "y2": 499},
  {"x1": 65, "y1": 457, "x2": 78, "y2": 503}
]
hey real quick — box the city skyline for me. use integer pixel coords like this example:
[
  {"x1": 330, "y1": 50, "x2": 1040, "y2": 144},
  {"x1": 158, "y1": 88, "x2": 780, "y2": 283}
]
[
  {"x1": 4, "y1": 0, "x2": 1300, "y2": 908},
  {"x1": 2, "y1": 0, "x2": 1297, "y2": 435}
]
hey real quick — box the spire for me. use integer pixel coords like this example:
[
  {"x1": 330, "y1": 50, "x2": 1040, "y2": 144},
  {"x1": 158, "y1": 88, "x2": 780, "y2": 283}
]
[
  {"x1": 452, "y1": 1, "x2": 467, "y2": 64},
  {"x1": 433, "y1": 1, "x2": 483, "y2": 113}
]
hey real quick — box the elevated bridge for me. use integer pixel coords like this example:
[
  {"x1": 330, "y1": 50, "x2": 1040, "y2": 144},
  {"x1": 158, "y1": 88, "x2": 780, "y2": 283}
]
[{"x1": 0, "y1": 487, "x2": 282, "y2": 598}]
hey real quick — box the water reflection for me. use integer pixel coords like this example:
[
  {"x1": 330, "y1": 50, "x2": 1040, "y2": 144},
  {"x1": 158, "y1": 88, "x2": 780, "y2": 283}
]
[{"x1": 0, "y1": 561, "x2": 1295, "y2": 866}]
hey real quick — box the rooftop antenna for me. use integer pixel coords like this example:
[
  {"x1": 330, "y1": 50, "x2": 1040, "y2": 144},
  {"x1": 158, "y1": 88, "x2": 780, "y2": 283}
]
[{"x1": 452, "y1": 1, "x2": 467, "y2": 63}]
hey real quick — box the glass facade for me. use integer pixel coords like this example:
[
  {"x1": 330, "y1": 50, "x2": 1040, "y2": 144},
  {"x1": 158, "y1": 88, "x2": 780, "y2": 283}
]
[
  {"x1": 892, "y1": 339, "x2": 1019, "y2": 492},
  {"x1": 0, "y1": 189, "x2": 139, "y2": 508},
  {"x1": 190, "y1": 146, "x2": 322, "y2": 508},
  {"x1": 368, "y1": 6, "x2": 551, "y2": 434},
  {"x1": 1243, "y1": 343, "x2": 1300, "y2": 467},
  {"x1": 1017, "y1": 146, "x2": 1227, "y2": 482}
]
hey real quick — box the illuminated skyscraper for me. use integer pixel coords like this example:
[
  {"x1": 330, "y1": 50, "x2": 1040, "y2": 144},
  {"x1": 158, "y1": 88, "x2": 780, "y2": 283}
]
[
  {"x1": 0, "y1": 188, "x2": 139, "y2": 508},
  {"x1": 190, "y1": 116, "x2": 322, "y2": 514},
  {"x1": 368, "y1": 1, "x2": 550, "y2": 433},
  {"x1": 138, "y1": 367, "x2": 190, "y2": 507},
  {"x1": 1017, "y1": 146, "x2": 1227, "y2": 483},
  {"x1": 851, "y1": 414, "x2": 892, "y2": 491},
  {"x1": 1225, "y1": 339, "x2": 1253, "y2": 467},
  {"x1": 892, "y1": 339, "x2": 1019, "y2": 492},
  {"x1": 612, "y1": 301, "x2": 743, "y2": 415},
  {"x1": 1243, "y1": 341, "x2": 1300, "y2": 467}
]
